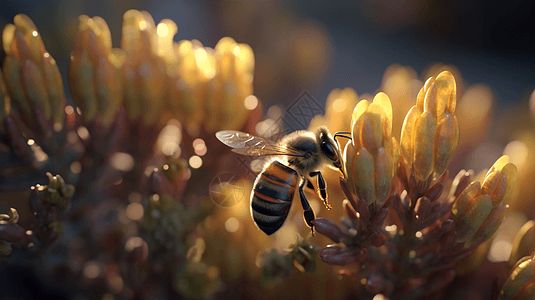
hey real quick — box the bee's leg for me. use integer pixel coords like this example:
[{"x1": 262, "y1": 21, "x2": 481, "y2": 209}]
[
  {"x1": 299, "y1": 178, "x2": 315, "y2": 236},
  {"x1": 306, "y1": 179, "x2": 315, "y2": 190},
  {"x1": 309, "y1": 171, "x2": 332, "y2": 210}
]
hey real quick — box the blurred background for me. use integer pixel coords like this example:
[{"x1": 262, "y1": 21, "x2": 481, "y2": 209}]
[{"x1": 1, "y1": 0, "x2": 534, "y2": 108}]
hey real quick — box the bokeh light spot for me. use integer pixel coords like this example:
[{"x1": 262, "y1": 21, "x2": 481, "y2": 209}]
[
  {"x1": 65, "y1": 106, "x2": 74, "y2": 115},
  {"x1": 224, "y1": 217, "x2": 240, "y2": 233},
  {"x1": 267, "y1": 105, "x2": 282, "y2": 119},
  {"x1": 83, "y1": 261, "x2": 101, "y2": 279},
  {"x1": 156, "y1": 23, "x2": 169, "y2": 37},
  {"x1": 128, "y1": 192, "x2": 142, "y2": 203},
  {"x1": 125, "y1": 236, "x2": 144, "y2": 252},
  {"x1": 110, "y1": 152, "x2": 135, "y2": 172},
  {"x1": 488, "y1": 239, "x2": 512, "y2": 262},
  {"x1": 77, "y1": 126, "x2": 90, "y2": 141},
  {"x1": 157, "y1": 120, "x2": 182, "y2": 156},
  {"x1": 244, "y1": 95, "x2": 258, "y2": 110},
  {"x1": 189, "y1": 155, "x2": 202, "y2": 169},
  {"x1": 70, "y1": 161, "x2": 82, "y2": 174},
  {"x1": 126, "y1": 203, "x2": 144, "y2": 221}
]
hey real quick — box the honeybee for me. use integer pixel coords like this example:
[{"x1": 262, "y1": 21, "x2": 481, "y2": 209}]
[{"x1": 216, "y1": 126, "x2": 351, "y2": 235}]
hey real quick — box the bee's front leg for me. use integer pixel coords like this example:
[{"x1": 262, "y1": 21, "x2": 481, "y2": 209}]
[
  {"x1": 309, "y1": 171, "x2": 332, "y2": 210},
  {"x1": 299, "y1": 178, "x2": 315, "y2": 236}
]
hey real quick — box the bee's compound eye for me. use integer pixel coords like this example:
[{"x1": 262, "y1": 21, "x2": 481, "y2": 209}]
[{"x1": 321, "y1": 142, "x2": 337, "y2": 161}]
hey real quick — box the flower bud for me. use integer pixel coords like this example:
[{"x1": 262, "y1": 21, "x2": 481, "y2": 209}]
[
  {"x1": 400, "y1": 71, "x2": 459, "y2": 181},
  {"x1": 205, "y1": 38, "x2": 254, "y2": 132},
  {"x1": 499, "y1": 255, "x2": 535, "y2": 300},
  {"x1": 2, "y1": 14, "x2": 65, "y2": 132},
  {"x1": 452, "y1": 156, "x2": 517, "y2": 244},
  {"x1": 344, "y1": 92, "x2": 399, "y2": 206},
  {"x1": 42, "y1": 172, "x2": 75, "y2": 212},
  {"x1": 168, "y1": 39, "x2": 213, "y2": 126},
  {"x1": 69, "y1": 15, "x2": 123, "y2": 128},
  {"x1": 481, "y1": 155, "x2": 517, "y2": 206},
  {"x1": 121, "y1": 10, "x2": 166, "y2": 125}
]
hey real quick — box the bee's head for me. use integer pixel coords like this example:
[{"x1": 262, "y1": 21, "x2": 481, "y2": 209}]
[{"x1": 316, "y1": 126, "x2": 345, "y2": 176}]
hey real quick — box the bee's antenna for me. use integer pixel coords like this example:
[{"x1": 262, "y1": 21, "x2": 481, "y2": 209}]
[{"x1": 333, "y1": 132, "x2": 352, "y2": 143}]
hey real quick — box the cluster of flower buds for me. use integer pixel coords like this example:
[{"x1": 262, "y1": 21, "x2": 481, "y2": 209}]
[
  {"x1": 132, "y1": 166, "x2": 221, "y2": 299},
  {"x1": 343, "y1": 92, "x2": 399, "y2": 207},
  {"x1": 120, "y1": 10, "x2": 167, "y2": 126},
  {"x1": 400, "y1": 70, "x2": 459, "y2": 182},
  {"x1": 28, "y1": 172, "x2": 75, "y2": 246},
  {"x1": 2, "y1": 14, "x2": 66, "y2": 138},
  {"x1": 451, "y1": 156, "x2": 516, "y2": 247},
  {"x1": 0, "y1": 172, "x2": 74, "y2": 257},
  {"x1": 69, "y1": 15, "x2": 124, "y2": 129},
  {"x1": 164, "y1": 35, "x2": 255, "y2": 133},
  {"x1": 257, "y1": 235, "x2": 319, "y2": 287},
  {"x1": 0, "y1": 15, "x2": 83, "y2": 191},
  {"x1": 313, "y1": 71, "x2": 520, "y2": 298},
  {"x1": 147, "y1": 11, "x2": 255, "y2": 132}
]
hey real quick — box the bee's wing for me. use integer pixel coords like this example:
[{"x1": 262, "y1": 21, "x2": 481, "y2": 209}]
[
  {"x1": 216, "y1": 130, "x2": 274, "y2": 148},
  {"x1": 216, "y1": 130, "x2": 306, "y2": 157}
]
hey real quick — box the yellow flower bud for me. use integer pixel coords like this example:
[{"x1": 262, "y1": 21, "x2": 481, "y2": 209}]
[
  {"x1": 434, "y1": 113, "x2": 459, "y2": 177},
  {"x1": 121, "y1": 10, "x2": 166, "y2": 125},
  {"x1": 453, "y1": 156, "x2": 518, "y2": 245},
  {"x1": 347, "y1": 146, "x2": 375, "y2": 205},
  {"x1": 69, "y1": 15, "x2": 123, "y2": 128},
  {"x1": 413, "y1": 111, "x2": 436, "y2": 181},
  {"x1": 205, "y1": 37, "x2": 253, "y2": 132},
  {"x1": 344, "y1": 92, "x2": 399, "y2": 206},
  {"x1": 400, "y1": 71, "x2": 459, "y2": 181},
  {"x1": 2, "y1": 14, "x2": 65, "y2": 131}
]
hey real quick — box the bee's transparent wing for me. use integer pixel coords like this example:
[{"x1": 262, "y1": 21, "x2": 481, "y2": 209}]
[{"x1": 216, "y1": 130, "x2": 306, "y2": 157}]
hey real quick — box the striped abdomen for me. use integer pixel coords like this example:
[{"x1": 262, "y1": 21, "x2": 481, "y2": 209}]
[{"x1": 251, "y1": 161, "x2": 298, "y2": 235}]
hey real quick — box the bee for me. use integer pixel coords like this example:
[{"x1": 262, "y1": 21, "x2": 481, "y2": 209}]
[{"x1": 216, "y1": 126, "x2": 351, "y2": 235}]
